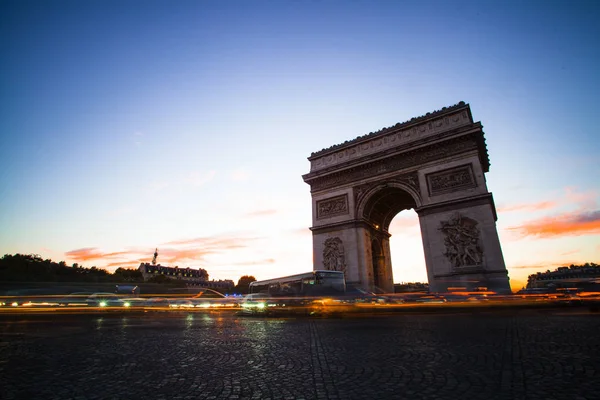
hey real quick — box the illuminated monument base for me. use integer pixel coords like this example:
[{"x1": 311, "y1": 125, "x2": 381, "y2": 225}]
[{"x1": 303, "y1": 102, "x2": 511, "y2": 294}]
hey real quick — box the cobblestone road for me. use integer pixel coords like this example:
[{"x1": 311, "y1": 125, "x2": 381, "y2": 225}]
[{"x1": 1, "y1": 309, "x2": 599, "y2": 400}]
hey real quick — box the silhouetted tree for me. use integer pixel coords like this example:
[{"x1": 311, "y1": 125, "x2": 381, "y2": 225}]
[
  {"x1": 113, "y1": 267, "x2": 143, "y2": 282},
  {"x1": 235, "y1": 275, "x2": 256, "y2": 294},
  {"x1": 197, "y1": 268, "x2": 209, "y2": 280},
  {"x1": 0, "y1": 254, "x2": 111, "y2": 283}
]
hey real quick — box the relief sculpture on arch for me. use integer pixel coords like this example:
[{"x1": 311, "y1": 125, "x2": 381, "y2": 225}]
[
  {"x1": 322, "y1": 237, "x2": 346, "y2": 273},
  {"x1": 439, "y1": 213, "x2": 484, "y2": 269}
]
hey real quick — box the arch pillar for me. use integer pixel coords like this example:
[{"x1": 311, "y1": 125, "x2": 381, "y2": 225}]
[
  {"x1": 415, "y1": 193, "x2": 510, "y2": 293},
  {"x1": 310, "y1": 219, "x2": 395, "y2": 292}
]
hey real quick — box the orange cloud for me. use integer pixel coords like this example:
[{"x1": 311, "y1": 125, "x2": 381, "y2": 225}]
[
  {"x1": 158, "y1": 247, "x2": 215, "y2": 265},
  {"x1": 509, "y1": 265, "x2": 548, "y2": 270},
  {"x1": 508, "y1": 262, "x2": 578, "y2": 271},
  {"x1": 497, "y1": 201, "x2": 557, "y2": 213},
  {"x1": 508, "y1": 210, "x2": 600, "y2": 238},
  {"x1": 159, "y1": 235, "x2": 264, "y2": 265},
  {"x1": 65, "y1": 248, "x2": 135, "y2": 262},
  {"x1": 508, "y1": 260, "x2": 587, "y2": 276},
  {"x1": 105, "y1": 260, "x2": 145, "y2": 268},
  {"x1": 66, "y1": 234, "x2": 263, "y2": 270}
]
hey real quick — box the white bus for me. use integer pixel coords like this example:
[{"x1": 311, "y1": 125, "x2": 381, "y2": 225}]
[{"x1": 249, "y1": 270, "x2": 346, "y2": 298}]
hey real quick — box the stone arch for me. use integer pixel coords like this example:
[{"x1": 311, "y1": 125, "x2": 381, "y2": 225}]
[
  {"x1": 356, "y1": 182, "x2": 421, "y2": 232},
  {"x1": 303, "y1": 102, "x2": 511, "y2": 294},
  {"x1": 356, "y1": 184, "x2": 422, "y2": 292}
]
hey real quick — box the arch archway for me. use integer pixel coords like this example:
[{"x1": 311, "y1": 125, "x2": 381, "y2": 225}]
[
  {"x1": 388, "y1": 209, "x2": 427, "y2": 286},
  {"x1": 357, "y1": 185, "x2": 424, "y2": 292},
  {"x1": 303, "y1": 102, "x2": 511, "y2": 294}
]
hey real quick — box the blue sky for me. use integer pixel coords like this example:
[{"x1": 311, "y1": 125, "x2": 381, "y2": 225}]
[{"x1": 1, "y1": 0, "x2": 599, "y2": 289}]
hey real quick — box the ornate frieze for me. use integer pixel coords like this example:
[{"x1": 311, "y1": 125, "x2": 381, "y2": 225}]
[
  {"x1": 308, "y1": 136, "x2": 478, "y2": 192},
  {"x1": 439, "y1": 213, "x2": 484, "y2": 269},
  {"x1": 353, "y1": 171, "x2": 420, "y2": 207},
  {"x1": 426, "y1": 164, "x2": 476, "y2": 196},
  {"x1": 316, "y1": 195, "x2": 349, "y2": 219},
  {"x1": 322, "y1": 237, "x2": 346, "y2": 273},
  {"x1": 309, "y1": 102, "x2": 472, "y2": 172}
]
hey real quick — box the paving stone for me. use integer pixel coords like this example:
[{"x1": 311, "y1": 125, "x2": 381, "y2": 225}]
[{"x1": 0, "y1": 309, "x2": 598, "y2": 399}]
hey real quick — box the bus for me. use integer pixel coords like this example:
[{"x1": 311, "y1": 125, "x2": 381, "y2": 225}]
[
  {"x1": 115, "y1": 285, "x2": 140, "y2": 296},
  {"x1": 249, "y1": 270, "x2": 346, "y2": 298}
]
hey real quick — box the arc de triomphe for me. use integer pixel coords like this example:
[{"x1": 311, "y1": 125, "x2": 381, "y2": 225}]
[{"x1": 302, "y1": 102, "x2": 511, "y2": 294}]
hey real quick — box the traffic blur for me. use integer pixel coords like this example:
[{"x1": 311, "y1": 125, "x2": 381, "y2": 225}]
[
  {"x1": 0, "y1": 291, "x2": 243, "y2": 312},
  {"x1": 1, "y1": 289, "x2": 599, "y2": 315}
]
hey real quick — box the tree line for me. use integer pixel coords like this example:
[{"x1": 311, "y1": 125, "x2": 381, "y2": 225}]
[
  {"x1": 0, "y1": 253, "x2": 256, "y2": 293},
  {"x1": 0, "y1": 253, "x2": 143, "y2": 283}
]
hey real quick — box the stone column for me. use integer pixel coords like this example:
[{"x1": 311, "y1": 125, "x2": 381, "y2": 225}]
[{"x1": 417, "y1": 194, "x2": 511, "y2": 294}]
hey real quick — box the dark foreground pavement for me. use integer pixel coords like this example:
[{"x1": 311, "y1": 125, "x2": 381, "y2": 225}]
[{"x1": 1, "y1": 309, "x2": 599, "y2": 400}]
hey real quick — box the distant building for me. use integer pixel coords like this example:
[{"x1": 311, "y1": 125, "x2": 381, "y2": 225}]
[
  {"x1": 137, "y1": 249, "x2": 234, "y2": 292},
  {"x1": 394, "y1": 282, "x2": 429, "y2": 293},
  {"x1": 527, "y1": 263, "x2": 600, "y2": 290},
  {"x1": 138, "y1": 263, "x2": 234, "y2": 291},
  {"x1": 138, "y1": 263, "x2": 208, "y2": 282}
]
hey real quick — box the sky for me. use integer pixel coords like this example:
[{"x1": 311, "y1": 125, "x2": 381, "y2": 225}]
[{"x1": 1, "y1": 0, "x2": 599, "y2": 290}]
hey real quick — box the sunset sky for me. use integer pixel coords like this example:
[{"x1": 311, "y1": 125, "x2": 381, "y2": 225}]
[{"x1": 1, "y1": 0, "x2": 599, "y2": 290}]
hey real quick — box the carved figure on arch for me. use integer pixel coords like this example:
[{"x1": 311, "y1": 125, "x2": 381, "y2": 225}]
[
  {"x1": 439, "y1": 213, "x2": 483, "y2": 268},
  {"x1": 323, "y1": 237, "x2": 346, "y2": 273},
  {"x1": 317, "y1": 195, "x2": 348, "y2": 219}
]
